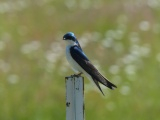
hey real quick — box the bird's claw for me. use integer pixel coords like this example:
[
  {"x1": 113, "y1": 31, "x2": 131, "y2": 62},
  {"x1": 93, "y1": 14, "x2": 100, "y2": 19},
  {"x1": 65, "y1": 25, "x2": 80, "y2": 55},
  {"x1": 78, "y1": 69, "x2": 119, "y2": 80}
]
[{"x1": 71, "y1": 72, "x2": 82, "y2": 77}]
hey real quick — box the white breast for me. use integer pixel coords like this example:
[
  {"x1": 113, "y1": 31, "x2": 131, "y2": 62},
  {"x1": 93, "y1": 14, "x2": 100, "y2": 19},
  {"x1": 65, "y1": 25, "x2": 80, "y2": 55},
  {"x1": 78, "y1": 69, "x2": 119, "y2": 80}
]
[{"x1": 66, "y1": 45, "x2": 84, "y2": 73}]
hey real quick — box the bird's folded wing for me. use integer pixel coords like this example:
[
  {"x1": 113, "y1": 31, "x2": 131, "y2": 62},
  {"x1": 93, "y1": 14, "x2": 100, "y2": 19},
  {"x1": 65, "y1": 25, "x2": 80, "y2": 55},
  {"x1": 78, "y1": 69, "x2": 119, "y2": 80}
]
[
  {"x1": 70, "y1": 45, "x2": 117, "y2": 89},
  {"x1": 70, "y1": 46, "x2": 97, "y2": 73},
  {"x1": 70, "y1": 46, "x2": 106, "y2": 84}
]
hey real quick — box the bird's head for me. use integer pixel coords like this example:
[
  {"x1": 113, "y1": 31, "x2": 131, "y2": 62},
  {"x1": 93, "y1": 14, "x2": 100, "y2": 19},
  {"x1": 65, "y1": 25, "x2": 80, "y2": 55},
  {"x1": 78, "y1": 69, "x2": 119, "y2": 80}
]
[
  {"x1": 63, "y1": 32, "x2": 76, "y2": 41},
  {"x1": 63, "y1": 32, "x2": 82, "y2": 49},
  {"x1": 63, "y1": 32, "x2": 77, "y2": 45}
]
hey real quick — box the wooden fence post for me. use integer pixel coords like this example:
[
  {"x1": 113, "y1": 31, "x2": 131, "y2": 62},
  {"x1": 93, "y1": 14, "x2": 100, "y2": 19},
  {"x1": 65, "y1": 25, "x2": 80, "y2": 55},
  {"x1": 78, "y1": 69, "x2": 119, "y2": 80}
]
[{"x1": 65, "y1": 76, "x2": 84, "y2": 120}]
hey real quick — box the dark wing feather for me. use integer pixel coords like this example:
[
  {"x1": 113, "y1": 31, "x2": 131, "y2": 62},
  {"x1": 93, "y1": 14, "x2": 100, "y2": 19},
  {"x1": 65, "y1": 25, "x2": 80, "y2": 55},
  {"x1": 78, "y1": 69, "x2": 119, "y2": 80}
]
[{"x1": 70, "y1": 46, "x2": 117, "y2": 94}]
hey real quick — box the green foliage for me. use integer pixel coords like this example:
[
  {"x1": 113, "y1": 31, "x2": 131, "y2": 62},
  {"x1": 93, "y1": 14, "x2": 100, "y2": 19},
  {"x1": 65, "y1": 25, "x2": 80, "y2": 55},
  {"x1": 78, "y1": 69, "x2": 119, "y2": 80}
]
[{"x1": 0, "y1": 0, "x2": 160, "y2": 120}]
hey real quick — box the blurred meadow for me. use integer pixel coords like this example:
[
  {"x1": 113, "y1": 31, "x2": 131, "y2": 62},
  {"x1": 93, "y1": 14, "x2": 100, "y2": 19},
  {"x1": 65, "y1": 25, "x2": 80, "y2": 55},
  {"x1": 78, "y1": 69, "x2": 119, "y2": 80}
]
[{"x1": 0, "y1": 0, "x2": 160, "y2": 119}]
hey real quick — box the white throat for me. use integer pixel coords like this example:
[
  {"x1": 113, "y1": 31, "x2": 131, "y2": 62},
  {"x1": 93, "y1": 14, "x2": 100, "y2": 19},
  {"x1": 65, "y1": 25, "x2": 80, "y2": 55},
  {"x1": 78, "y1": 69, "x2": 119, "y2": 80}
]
[{"x1": 65, "y1": 40, "x2": 77, "y2": 46}]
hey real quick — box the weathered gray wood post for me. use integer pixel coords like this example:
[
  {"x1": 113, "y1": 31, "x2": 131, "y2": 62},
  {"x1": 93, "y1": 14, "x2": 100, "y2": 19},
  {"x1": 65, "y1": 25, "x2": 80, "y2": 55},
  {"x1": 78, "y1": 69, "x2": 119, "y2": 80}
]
[{"x1": 65, "y1": 76, "x2": 84, "y2": 120}]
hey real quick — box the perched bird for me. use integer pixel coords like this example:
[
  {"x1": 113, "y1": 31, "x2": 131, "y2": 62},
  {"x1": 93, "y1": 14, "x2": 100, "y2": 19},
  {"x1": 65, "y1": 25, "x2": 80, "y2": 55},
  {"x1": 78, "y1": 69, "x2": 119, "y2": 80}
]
[{"x1": 63, "y1": 32, "x2": 117, "y2": 95}]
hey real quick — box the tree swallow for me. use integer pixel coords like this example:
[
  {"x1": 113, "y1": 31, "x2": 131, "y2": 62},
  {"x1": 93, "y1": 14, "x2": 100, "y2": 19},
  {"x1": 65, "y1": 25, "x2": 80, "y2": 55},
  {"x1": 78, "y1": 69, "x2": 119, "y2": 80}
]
[{"x1": 63, "y1": 32, "x2": 117, "y2": 95}]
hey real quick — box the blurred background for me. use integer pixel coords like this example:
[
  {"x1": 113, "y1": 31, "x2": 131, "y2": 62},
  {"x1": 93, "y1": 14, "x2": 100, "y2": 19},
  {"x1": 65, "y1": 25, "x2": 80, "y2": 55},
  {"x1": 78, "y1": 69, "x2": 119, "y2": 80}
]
[{"x1": 0, "y1": 0, "x2": 160, "y2": 119}]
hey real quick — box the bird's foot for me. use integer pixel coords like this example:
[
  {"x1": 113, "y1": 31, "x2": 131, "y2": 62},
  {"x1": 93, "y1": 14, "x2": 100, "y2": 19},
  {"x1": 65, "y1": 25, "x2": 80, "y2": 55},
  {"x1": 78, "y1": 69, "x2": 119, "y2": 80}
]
[
  {"x1": 76, "y1": 72, "x2": 82, "y2": 76},
  {"x1": 71, "y1": 72, "x2": 82, "y2": 77}
]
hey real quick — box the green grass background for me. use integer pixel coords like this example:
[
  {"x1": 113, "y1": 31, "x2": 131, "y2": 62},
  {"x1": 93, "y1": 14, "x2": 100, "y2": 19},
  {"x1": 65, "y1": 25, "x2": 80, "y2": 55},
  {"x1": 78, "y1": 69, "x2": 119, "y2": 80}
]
[{"x1": 0, "y1": 0, "x2": 160, "y2": 120}]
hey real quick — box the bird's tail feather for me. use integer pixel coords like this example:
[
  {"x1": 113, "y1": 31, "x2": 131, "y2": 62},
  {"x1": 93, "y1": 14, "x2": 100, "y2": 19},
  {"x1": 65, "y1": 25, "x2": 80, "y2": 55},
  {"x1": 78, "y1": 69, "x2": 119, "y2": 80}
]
[
  {"x1": 92, "y1": 72, "x2": 117, "y2": 90},
  {"x1": 99, "y1": 73, "x2": 117, "y2": 89},
  {"x1": 91, "y1": 77, "x2": 105, "y2": 96}
]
